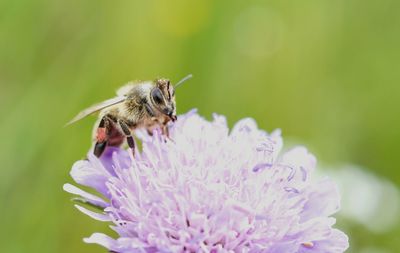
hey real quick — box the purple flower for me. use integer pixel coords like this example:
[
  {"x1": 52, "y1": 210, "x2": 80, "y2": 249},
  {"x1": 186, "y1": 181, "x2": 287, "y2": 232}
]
[{"x1": 64, "y1": 109, "x2": 349, "y2": 252}]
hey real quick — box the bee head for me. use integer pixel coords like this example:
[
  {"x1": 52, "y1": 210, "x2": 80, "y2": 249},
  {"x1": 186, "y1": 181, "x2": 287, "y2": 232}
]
[{"x1": 151, "y1": 79, "x2": 176, "y2": 121}]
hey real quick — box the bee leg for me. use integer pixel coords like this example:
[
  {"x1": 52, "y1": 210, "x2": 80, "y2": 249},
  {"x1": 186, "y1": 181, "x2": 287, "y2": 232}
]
[
  {"x1": 144, "y1": 103, "x2": 155, "y2": 117},
  {"x1": 162, "y1": 124, "x2": 170, "y2": 139},
  {"x1": 118, "y1": 120, "x2": 135, "y2": 157},
  {"x1": 94, "y1": 116, "x2": 110, "y2": 157},
  {"x1": 161, "y1": 121, "x2": 175, "y2": 143}
]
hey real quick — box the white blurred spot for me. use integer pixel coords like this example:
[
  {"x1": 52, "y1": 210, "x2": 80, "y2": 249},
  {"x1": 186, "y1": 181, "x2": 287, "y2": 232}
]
[
  {"x1": 321, "y1": 165, "x2": 400, "y2": 233},
  {"x1": 234, "y1": 6, "x2": 284, "y2": 59}
]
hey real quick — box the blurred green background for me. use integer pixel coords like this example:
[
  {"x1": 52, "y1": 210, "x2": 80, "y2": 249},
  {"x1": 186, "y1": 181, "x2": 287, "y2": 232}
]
[{"x1": 1, "y1": 0, "x2": 400, "y2": 252}]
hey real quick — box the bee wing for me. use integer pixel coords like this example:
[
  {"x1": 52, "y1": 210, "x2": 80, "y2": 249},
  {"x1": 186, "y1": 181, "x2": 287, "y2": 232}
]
[
  {"x1": 116, "y1": 80, "x2": 153, "y2": 96},
  {"x1": 116, "y1": 81, "x2": 137, "y2": 96},
  {"x1": 65, "y1": 96, "x2": 126, "y2": 126}
]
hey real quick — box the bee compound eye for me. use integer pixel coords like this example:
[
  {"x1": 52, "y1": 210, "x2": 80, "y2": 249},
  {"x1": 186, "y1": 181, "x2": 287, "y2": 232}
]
[{"x1": 152, "y1": 88, "x2": 164, "y2": 104}]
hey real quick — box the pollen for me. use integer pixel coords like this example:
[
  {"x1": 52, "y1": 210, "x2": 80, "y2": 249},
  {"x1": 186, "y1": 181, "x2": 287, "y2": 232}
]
[
  {"x1": 96, "y1": 127, "x2": 107, "y2": 142},
  {"x1": 302, "y1": 242, "x2": 314, "y2": 248}
]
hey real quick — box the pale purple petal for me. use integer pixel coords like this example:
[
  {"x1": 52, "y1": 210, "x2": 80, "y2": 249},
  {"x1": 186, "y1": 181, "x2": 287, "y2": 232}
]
[
  {"x1": 74, "y1": 205, "x2": 111, "y2": 222},
  {"x1": 99, "y1": 146, "x2": 131, "y2": 176},
  {"x1": 84, "y1": 233, "x2": 157, "y2": 253},
  {"x1": 70, "y1": 158, "x2": 111, "y2": 197},
  {"x1": 63, "y1": 183, "x2": 108, "y2": 208},
  {"x1": 297, "y1": 229, "x2": 349, "y2": 253},
  {"x1": 300, "y1": 179, "x2": 341, "y2": 222}
]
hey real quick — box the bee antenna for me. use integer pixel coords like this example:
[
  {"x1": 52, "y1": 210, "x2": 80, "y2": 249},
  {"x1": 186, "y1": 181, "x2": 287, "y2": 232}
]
[{"x1": 174, "y1": 74, "x2": 193, "y2": 89}]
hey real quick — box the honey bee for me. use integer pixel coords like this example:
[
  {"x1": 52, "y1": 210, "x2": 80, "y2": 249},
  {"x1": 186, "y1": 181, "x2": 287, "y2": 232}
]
[{"x1": 67, "y1": 74, "x2": 192, "y2": 157}]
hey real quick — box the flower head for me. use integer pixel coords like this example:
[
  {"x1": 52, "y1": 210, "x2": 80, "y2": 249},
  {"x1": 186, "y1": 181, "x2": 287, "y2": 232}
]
[{"x1": 64, "y1": 109, "x2": 349, "y2": 252}]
